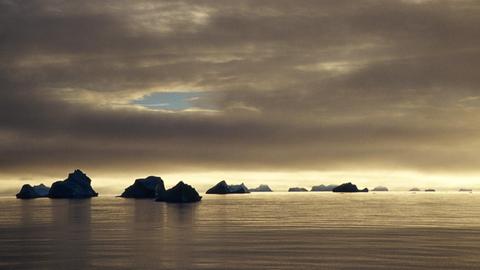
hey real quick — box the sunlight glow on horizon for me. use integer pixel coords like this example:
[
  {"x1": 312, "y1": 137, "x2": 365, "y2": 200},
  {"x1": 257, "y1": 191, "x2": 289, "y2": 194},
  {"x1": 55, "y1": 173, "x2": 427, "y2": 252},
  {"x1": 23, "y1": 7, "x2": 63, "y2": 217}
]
[{"x1": 2, "y1": 169, "x2": 479, "y2": 195}]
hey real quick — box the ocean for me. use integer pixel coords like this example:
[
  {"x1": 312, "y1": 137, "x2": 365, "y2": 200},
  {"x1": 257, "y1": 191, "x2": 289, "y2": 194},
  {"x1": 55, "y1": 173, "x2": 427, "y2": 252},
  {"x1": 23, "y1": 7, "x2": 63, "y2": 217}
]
[{"x1": 0, "y1": 192, "x2": 479, "y2": 269}]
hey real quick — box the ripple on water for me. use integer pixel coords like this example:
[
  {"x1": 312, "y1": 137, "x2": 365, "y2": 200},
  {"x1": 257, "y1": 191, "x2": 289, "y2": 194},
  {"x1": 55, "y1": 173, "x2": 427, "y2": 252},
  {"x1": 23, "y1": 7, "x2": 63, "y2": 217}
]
[{"x1": 0, "y1": 192, "x2": 479, "y2": 269}]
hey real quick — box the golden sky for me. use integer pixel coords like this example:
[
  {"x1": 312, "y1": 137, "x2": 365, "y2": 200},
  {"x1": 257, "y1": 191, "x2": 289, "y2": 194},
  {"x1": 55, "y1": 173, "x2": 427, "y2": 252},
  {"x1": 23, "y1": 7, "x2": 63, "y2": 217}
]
[{"x1": 1, "y1": 0, "x2": 480, "y2": 193}]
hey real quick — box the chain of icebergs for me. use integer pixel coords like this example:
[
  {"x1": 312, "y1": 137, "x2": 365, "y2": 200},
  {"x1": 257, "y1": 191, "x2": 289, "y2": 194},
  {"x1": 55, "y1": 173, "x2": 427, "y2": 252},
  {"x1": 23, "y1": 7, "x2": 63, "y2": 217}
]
[{"x1": 15, "y1": 169, "x2": 472, "y2": 202}]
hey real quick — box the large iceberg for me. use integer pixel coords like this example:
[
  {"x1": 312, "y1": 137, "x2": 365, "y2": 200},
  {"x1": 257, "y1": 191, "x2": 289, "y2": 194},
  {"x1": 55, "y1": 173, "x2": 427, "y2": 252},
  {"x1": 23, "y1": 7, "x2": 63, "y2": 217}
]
[
  {"x1": 120, "y1": 176, "x2": 165, "y2": 198},
  {"x1": 48, "y1": 169, "x2": 98, "y2": 199},
  {"x1": 156, "y1": 181, "x2": 202, "y2": 203}
]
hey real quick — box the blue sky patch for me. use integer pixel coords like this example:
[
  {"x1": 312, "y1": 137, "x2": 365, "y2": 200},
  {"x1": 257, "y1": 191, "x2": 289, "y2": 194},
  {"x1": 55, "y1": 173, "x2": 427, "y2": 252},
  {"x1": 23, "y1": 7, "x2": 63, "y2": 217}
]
[{"x1": 132, "y1": 91, "x2": 213, "y2": 111}]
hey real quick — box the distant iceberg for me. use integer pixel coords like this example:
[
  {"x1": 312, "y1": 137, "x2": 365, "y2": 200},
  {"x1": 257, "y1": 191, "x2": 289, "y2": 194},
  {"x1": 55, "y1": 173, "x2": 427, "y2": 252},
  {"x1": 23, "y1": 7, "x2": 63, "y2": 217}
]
[
  {"x1": 333, "y1": 182, "x2": 368, "y2": 193},
  {"x1": 288, "y1": 187, "x2": 308, "y2": 192},
  {"x1": 311, "y1": 184, "x2": 337, "y2": 192},
  {"x1": 250, "y1": 184, "x2": 272, "y2": 192},
  {"x1": 206, "y1": 180, "x2": 250, "y2": 194},
  {"x1": 372, "y1": 186, "x2": 389, "y2": 192}
]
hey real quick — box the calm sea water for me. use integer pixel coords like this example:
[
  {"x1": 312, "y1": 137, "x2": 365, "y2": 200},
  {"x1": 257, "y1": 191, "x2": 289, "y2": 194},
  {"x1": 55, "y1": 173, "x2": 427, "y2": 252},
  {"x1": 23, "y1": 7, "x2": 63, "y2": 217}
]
[{"x1": 0, "y1": 192, "x2": 479, "y2": 270}]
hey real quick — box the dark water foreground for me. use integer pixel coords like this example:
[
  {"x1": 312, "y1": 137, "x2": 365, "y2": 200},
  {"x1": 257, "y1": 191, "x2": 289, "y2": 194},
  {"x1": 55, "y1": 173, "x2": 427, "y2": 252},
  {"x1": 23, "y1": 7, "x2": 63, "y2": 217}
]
[{"x1": 0, "y1": 192, "x2": 479, "y2": 270}]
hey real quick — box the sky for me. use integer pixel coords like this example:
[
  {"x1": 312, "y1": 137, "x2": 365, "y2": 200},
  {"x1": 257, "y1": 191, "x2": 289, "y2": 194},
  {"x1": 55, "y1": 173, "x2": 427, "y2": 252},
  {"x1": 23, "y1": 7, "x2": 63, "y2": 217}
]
[{"x1": 1, "y1": 0, "x2": 480, "y2": 193}]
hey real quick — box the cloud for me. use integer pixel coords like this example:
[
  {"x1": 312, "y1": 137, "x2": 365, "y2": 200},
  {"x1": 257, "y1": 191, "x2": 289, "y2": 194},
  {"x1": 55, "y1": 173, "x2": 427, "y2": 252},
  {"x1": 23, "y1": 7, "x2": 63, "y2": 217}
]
[{"x1": 1, "y1": 0, "x2": 480, "y2": 184}]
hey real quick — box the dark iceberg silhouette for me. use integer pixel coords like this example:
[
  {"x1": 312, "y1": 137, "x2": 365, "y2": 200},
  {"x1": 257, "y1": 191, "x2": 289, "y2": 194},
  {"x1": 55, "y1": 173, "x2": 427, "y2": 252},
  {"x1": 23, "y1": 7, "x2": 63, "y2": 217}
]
[
  {"x1": 288, "y1": 187, "x2": 308, "y2": 192},
  {"x1": 311, "y1": 184, "x2": 337, "y2": 192},
  {"x1": 333, "y1": 182, "x2": 368, "y2": 193},
  {"x1": 48, "y1": 169, "x2": 98, "y2": 199},
  {"x1": 228, "y1": 184, "x2": 249, "y2": 193},
  {"x1": 16, "y1": 184, "x2": 50, "y2": 199},
  {"x1": 156, "y1": 181, "x2": 202, "y2": 203},
  {"x1": 206, "y1": 180, "x2": 250, "y2": 194},
  {"x1": 120, "y1": 176, "x2": 165, "y2": 198},
  {"x1": 250, "y1": 184, "x2": 272, "y2": 192},
  {"x1": 206, "y1": 180, "x2": 230, "y2": 194},
  {"x1": 410, "y1": 187, "x2": 421, "y2": 192},
  {"x1": 372, "y1": 186, "x2": 389, "y2": 192},
  {"x1": 459, "y1": 188, "x2": 473, "y2": 192},
  {"x1": 425, "y1": 189, "x2": 436, "y2": 192}
]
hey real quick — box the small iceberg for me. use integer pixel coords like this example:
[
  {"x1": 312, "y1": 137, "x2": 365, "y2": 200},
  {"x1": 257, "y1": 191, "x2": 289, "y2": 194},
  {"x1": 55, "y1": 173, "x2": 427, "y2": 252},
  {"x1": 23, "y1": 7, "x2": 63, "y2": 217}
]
[
  {"x1": 16, "y1": 184, "x2": 50, "y2": 199},
  {"x1": 311, "y1": 184, "x2": 337, "y2": 192},
  {"x1": 206, "y1": 180, "x2": 250, "y2": 194},
  {"x1": 372, "y1": 186, "x2": 389, "y2": 192},
  {"x1": 288, "y1": 187, "x2": 308, "y2": 192},
  {"x1": 249, "y1": 184, "x2": 272, "y2": 192},
  {"x1": 333, "y1": 182, "x2": 368, "y2": 193}
]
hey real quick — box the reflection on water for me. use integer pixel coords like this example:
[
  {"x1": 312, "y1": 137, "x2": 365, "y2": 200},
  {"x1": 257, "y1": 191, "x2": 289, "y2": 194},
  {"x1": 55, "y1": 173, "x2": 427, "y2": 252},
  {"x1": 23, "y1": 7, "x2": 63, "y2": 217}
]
[{"x1": 1, "y1": 193, "x2": 480, "y2": 269}]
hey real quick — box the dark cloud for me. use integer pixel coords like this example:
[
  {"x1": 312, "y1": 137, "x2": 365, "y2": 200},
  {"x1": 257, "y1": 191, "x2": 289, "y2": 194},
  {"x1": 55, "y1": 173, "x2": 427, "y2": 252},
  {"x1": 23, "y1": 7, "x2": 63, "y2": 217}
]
[{"x1": 1, "y1": 0, "x2": 480, "y2": 181}]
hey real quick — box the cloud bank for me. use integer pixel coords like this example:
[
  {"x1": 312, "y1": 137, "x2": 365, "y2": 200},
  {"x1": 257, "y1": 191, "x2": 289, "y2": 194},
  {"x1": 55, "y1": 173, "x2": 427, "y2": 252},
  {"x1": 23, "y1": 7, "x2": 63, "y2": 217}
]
[{"x1": 1, "y1": 0, "x2": 480, "y2": 185}]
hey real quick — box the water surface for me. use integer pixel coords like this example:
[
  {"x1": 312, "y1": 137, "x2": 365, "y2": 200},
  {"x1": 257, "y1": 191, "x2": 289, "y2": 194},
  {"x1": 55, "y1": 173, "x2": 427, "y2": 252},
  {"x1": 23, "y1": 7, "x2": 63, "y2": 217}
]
[{"x1": 1, "y1": 192, "x2": 479, "y2": 269}]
